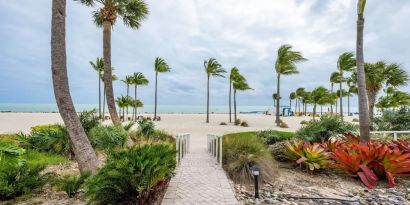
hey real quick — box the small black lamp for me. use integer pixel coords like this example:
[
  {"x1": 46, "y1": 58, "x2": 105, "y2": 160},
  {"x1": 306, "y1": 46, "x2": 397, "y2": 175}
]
[{"x1": 250, "y1": 165, "x2": 260, "y2": 199}]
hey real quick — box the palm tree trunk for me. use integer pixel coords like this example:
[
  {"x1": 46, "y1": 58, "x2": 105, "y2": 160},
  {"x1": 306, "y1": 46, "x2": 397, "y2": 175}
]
[
  {"x1": 347, "y1": 93, "x2": 350, "y2": 116},
  {"x1": 102, "y1": 84, "x2": 106, "y2": 120},
  {"x1": 295, "y1": 98, "x2": 298, "y2": 115},
  {"x1": 134, "y1": 85, "x2": 137, "y2": 121},
  {"x1": 289, "y1": 99, "x2": 292, "y2": 112},
  {"x1": 98, "y1": 76, "x2": 101, "y2": 118},
  {"x1": 367, "y1": 91, "x2": 377, "y2": 121},
  {"x1": 339, "y1": 71, "x2": 344, "y2": 120},
  {"x1": 356, "y1": 11, "x2": 370, "y2": 142},
  {"x1": 234, "y1": 89, "x2": 237, "y2": 122},
  {"x1": 126, "y1": 85, "x2": 129, "y2": 121},
  {"x1": 206, "y1": 75, "x2": 210, "y2": 123},
  {"x1": 229, "y1": 80, "x2": 232, "y2": 123},
  {"x1": 154, "y1": 72, "x2": 158, "y2": 120},
  {"x1": 102, "y1": 21, "x2": 120, "y2": 125},
  {"x1": 275, "y1": 74, "x2": 280, "y2": 126},
  {"x1": 313, "y1": 104, "x2": 317, "y2": 120},
  {"x1": 51, "y1": 0, "x2": 98, "y2": 173},
  {"x1": 330, "y1": 83, "x2": 333, "y2": 115},
  {"x1": 320, "y1": 105, "x2": 323, "y2": 115}
]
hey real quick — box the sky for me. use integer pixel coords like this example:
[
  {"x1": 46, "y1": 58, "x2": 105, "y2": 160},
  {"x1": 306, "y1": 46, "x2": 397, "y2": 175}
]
[{"x1": 0, "y1": 0, "x2": 409, "y2": 108}]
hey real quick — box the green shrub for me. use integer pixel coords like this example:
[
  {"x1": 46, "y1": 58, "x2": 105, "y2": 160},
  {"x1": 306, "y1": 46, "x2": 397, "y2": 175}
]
[
  {"x1": 223, "y1": 132, "x2": 276, "y2": 186},
  {"x1": 85, "y1": 144, "x2": 176, "y2": 205},
  {"x1": 279, "y1": 122, "x2": 289, "y2": 128},
  {"x1": 373, "y1": 108, "x2": 410, "y2": 131},
  {"x1": 21, "y1": 124, "x2": 71, "y2": 156},
  {"x1": 240, "y1": 121, "x2": 249, "y2": 127},
  {"x1": 25, "y1": 150, "x2": 68, "y2": 168},
  {"x1": 0, "y1": 134, "x2": 21, "y2": 146},
  {"x1": 269, "y1": 141, "x2": 289, "y2": 162},
  {"x1": 123, "y1": 121, "x2": 136, "y2": 131},
  {"x1": 296, "y1": 115, "x2": 358, "y2": 142},
  {"x1": 257, "y1": 130, "x2": 295, "y2": 145},
  {"x1": 129, "y1": 130, "x2": 175, "y2": 145},
  {"x1": 0, "y1": 141, "x2": 25, "y2": 167},
  {"x1": 88, "y1": 125, "x2": 128, "y2": 151},
  {"x1": 220, "y1": 122, "x2": 227, "y2": 125},
  {"x1": 78, "y1": 109, "x2": 101, "y2": 134},
  {"x1": 138, "y1": 118, "x2": 155, "y2": 136},
  {"x1": 234, "y1": 119, "x2": 241, "y2": 126},
  {"x1": 56, "y1": 173, "x2": 91, "y2": 198},
  {"x1": 300, "y1": 120, "x2": 309, "y2": 125},
  {"x1": 352, "y1": 118, "x2": 359, "y2": 122}
]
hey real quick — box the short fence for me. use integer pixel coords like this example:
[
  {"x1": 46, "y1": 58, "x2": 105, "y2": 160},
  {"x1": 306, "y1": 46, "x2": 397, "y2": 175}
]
[
  {"x1": 176, "y1": 133, "x2": 190, "y2": 165},
  {"x1": 207, "y1": 134, "x2": 223, "y2": 167},
  {"x1": 370, "y1": 131, "x2": 410, "y2": 140}
]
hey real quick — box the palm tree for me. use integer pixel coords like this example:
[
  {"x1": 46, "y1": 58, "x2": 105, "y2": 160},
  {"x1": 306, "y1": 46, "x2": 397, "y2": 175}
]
[
  {"x1": 121, "y1": 75, "x2": 134, "y2": 121},
  {"x1": 330, "y1": 71, "x2": 341, "y2": 114},
  {"x1": 131, "y1": 99, "x2": 144, "y2": 119},
  {"x1": 102, "y1": 74, "x2": 118, "y2": 119},
  {"x1": 132, "y1": 72, "x2": 149, "y2": 120},
  {"x1": 77, "y1": 0, "x2": 149, "y2": 125},
  {"x1": 289, "y1": 92, "x2": 296, "y2": 113},
  {"x1": 116, "y1": 95, "x2": 132, "y2": 121},
  {"x1": 89, "y1": 57, "x2": 104, "y2": 118},
  {"x1": 347, "y1": 77, "x2": 358, "y2": 116},
  {"x1": 204, "y1": 58, "x2": 226, "y2": 123},
  {"x1": 363, "y1": 61, "x2": 408, "y2": 120},
  {"x1": 233, "y1": 81, "x2": 252, "y2": 122},
  {"x1": 337, "y1": 52, "x2": 356, "y2": 119},
  {"x1": 310, "y1": 86, "x2": 328, "y2": 120},
  {"x1": 274, "y1": 44, "x2": 307, "y2": 126},
  {"x1": 51, "y1": 0, "x2": 98, "y2": 173},
  {"x1": 295, "y1": 88, "x2": 305, "y2": 114},
  {"x1": 229, "y1": 67, "x2": 244, "y2": 123},
  {"x1": 356, "y1": 0, "x2": 370, "y2": 142},
  {"x1": 154, "y1": 57, "x2": 171, "y2": 120}
]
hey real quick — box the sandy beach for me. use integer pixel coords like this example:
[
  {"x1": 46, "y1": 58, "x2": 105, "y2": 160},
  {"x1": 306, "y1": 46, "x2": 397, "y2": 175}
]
[{"x1": 0, "y1": 112, "x2": 357, "y2": 134}]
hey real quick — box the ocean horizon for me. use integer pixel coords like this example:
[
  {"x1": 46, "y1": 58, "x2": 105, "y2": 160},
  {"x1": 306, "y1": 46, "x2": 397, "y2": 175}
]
[{"x1": 0, "y1": 103, "x2": 359, "y2": 114}]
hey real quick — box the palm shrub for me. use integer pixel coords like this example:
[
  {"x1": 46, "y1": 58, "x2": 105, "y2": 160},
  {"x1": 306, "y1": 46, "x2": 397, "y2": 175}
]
[
  {"x1": 296, "y1": 115, "x2": 358, "y2": 142},
  {"x1": 78, "y1": 109, "x2": 101, "y2": 134},
  {"x1": 88, "y1": 125, "x2": 128, "y2": 151},
  {"x1": 269, "y1": 141, "x2": 289, "y2": 162},
  {"x1": 257, "y1": 130, "x2": 295, "y2": 145},
  {"x1": 85, "y1": 144, "x2": 176, "y2": 205},
  {"x1": 372, "y1": 108, "x2": 410, "y2": 131},
  {"x1": 223, "y1": 133, "x2": 276, "y2": 187},
  {"x1": 56, "y1": 172, "x2": 91, "y2": 198},
  {"x1": 138, "y1": 118, "x2": 155, "y2": 137}
]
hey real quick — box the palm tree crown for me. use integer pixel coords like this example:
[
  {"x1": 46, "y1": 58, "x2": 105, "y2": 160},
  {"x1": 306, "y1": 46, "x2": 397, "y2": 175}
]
[
  {"x1": 133, "y1": 72, "x2": 149, "y2": 85},
  {"x1": 275, "y1": 44, "x2": 307, "y2": 75},
  {"x1": 205, "y1": 58, "x2": 226, "y2": 77},
  {"x1": 155, "y1": 57, "x2": 171, "y2": 73}
]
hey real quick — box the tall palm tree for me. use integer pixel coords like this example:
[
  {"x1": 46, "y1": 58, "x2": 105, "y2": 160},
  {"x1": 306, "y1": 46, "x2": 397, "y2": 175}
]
[
  {"x1": 337, "y1": 52, "x2": 356, "y2": 119},
  {"x1": 154, "y1": 57, "x2": 171, "y2": 120},
  {"x1": 330, "y1": 71, "x2": 341, "y2": 114},
  {"x1": 356, "y1": 0, "x2": 370, "y2": 142},
  {"x1": 295, "y1": 88, "x2": 305, "y2": 114},
  {"x1": 204, "y1": 58, "x2": 226, "y2": 123},
  {"x1": 233, "y1": 79, "x2": 252, "y2": 122},
  {"x1": 310, "y1": 86, "x2": 328, "y2": 120},
  {"x1": 121, "y1": 75, "x2": 134, "y2": 121},
  {"x1": 229, "y1": 67, "x2": 244, "y2": 123},
  {"x1": 132, "y1": 72, "x2": 149, "y2": 120},
  {"x1": 116, "y1": 95, "x2": 132, "y2": 121},
  {"x1": 51, "y1": 0, "x2": 98, "y2": 173},
  {"x1": 131, "y1": 99, "x2": 144, "y2": 119},
  {"x1": 347, "y1": 77, "x2": 358, "y2": 116},
  {"x1": 77, "y1": 0, "x2": 149, "y2": 125},
  {"x1": 102, "y1": 74, "x2": 118, "y2": 119},
  {"x1": 274, "y1": 44, "x2": 307, "y2": 126},
  {"x1": 289, "y1": 92, "x2": 296, "y2": 113},
  {"x1": 89, "y1": 57, "x2": 104, "y2": 118}
]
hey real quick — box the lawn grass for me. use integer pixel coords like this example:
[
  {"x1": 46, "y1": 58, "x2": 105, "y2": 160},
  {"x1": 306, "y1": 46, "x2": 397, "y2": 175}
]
[{"x1": 24, "y1": 150, "x2": 69, "y2": 167}]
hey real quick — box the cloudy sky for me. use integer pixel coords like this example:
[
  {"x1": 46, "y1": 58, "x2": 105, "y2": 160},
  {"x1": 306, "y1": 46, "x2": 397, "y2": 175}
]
[{"x1": 0, "y1": 0, "x2": 409, "y2": 108}]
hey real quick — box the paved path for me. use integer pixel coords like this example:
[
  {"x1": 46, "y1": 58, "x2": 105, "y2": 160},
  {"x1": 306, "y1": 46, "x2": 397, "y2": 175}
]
[{"x1": 161, "y1": 134, "x2": 239, "y2": 205}]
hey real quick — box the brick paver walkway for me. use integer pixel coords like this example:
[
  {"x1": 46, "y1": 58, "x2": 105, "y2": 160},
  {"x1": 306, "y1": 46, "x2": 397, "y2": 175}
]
[{"x1": 161, "y1": 134, "x2": 239, "y2": 205}]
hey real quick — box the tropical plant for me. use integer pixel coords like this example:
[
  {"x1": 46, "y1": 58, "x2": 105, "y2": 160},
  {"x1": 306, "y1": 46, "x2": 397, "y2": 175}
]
[
  {"x1": 372, "y1": 108, "x2": 410, "y2": 131},
  {"x1": 229, "y1": 67, "x2": 243, "y2": 123},
  {"x1": 356, "y1": 0, "x2": 370, "y2": 142},
  {"x1": 56, "y1": 172, "x2": 91, "y2": 198},
  {"x1": 132, "y1": 72, "x2": 149, "y2": 120},
  {"x1": 88, "y1": 125, "x2": 128, "y2": 152},
  {"x1": 137, "y1": 118, "x2": 155, "y2": 137},
  {"x1": 284, "y1": 141, "x2": 330, "y2": 171},
  {"x1": 274, "y1": 44, "x2": 307, "y2": 126},
  {"x1": 256, "y1": 130, "x2": 295, "y2": 145},
  {"x1": 269, "y1": 141, "x2": 289, "y2": 162},
  {"x1": 296, "y1": 115, "x2": 358, "y2": 142},
  {"x1": 84, "y1": 144, "x2": 176, "y2": 205},
  {"x1": 77, "y1": 0, "x2": 149, "y2": 125},
  {"x1": 154, "y1": 57, "x2": 171, "y2": 120},
  {"x1": 232, "y1": 75, "x2": 252, "y2": 122},
  {"x1": 295, "y1": 87, "x2": 305, "y2": 114},
  {"x1": 329, "y1": 71, "x2": 342, "y2": 114},
  {"x1": 376, "y1": 90, "x2": 410, "y2": 112},
  {"x1": 116, "y1": 95, "x2": 133, "y2": 121},
  {"x1": 204, "y1": 58, "x2": 226, "y2": 123},
  {"x1": 289, "y1": 92, "x2": 296, "y2": 113},
  {"x1": 122, "y1": 75, "x2": 134, "y2": 120},
  {"x1": 51, "y1": 0, "x2": 98, "y2": 173},
  {"x1": 89, "y1": 57, "x2": 105, "y2": 117},
  {"x1": 310, "y1": 86, "x2": 329, "y2": 120},
  {"x1": 78, "y1": 109, "x2": 101, "y2": 134},
  {"x1": 336, "y1": 52, "x2": 356, "y2": 118}
]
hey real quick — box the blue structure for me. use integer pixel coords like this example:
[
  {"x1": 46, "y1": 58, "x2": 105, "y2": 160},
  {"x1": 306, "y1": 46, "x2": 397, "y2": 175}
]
[{"x1": 281, "y1": 107, "x2": 294, "y2": 116}]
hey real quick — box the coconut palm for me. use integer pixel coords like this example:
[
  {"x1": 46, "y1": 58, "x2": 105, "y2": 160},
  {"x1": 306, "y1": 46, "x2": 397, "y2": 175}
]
[
  {"x1": 356, "y1": 0, "x2": 370, "y2": 142},
  {"x1": 337, "y1": 52, "x2": 356, "y2": 119},
  {"x1": 89, "y1": 57, "x2": 104, "y2": 117},
  {"x1": 229, "y1": 67, "x2": 244, "y2": 123},
  {"x1": 310, "y1": 87, "x2": 328, "y2": 120},
  {"x1": 295, "y1": 88, "x2": 305, "y2": 114},
  {"x1": 77, "y1": 0, "x2": 149, "y2": 125},
  {"x1": 289, "y1": 92, "x2": 296, "y2": 113},
  {"x1": 347, "y1": 77, "x2": 358, "y2": 116},
  {"x1": 232, "y1": 73, "x2": 252, "y2": 122},
  {"x1": 204, "y1": 58, "x2": 226, "y2": 123},
  {"x1": 51, "y1": 0, "x2": 98, "y2": 173},
  {"x1": 274, "y1": 44, "x2": 307, "y2": 126},
  {"x1": 121, "y1": 75, "x2": 134, "y2": 121},
  {"x1": 130, "y1": 99, "x2": 144, "y2": 119},
  {"x1": 116, "y1": 95, "x2": 132, "y2": 121},
  {"x1": 132, "y1": 72, "x2": 149, "y2": 120},
  {"x1": 330, "y1": 71, "x2": 341, "y2": 114},
  {"x1": 154, "y1": 57, "x2": 171, "y2": 120}
]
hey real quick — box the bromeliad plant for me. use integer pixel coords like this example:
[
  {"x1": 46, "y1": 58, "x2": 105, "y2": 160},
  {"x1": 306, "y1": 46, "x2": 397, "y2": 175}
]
[{"x1": 284, "y1": 141, "x2": 330, "y2": 171}]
